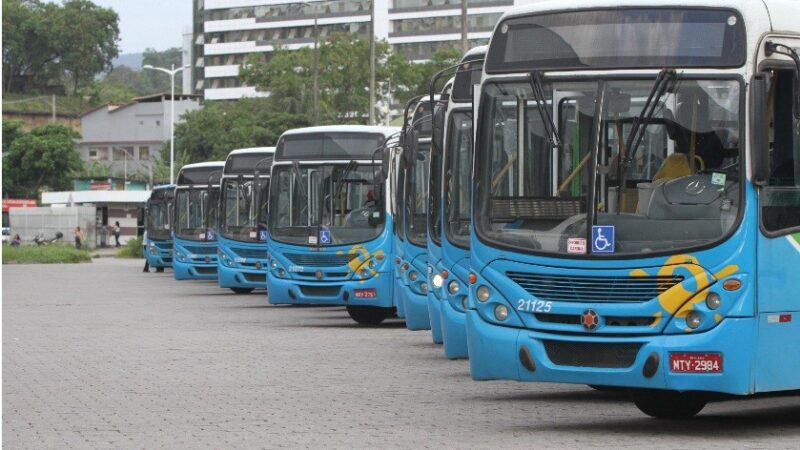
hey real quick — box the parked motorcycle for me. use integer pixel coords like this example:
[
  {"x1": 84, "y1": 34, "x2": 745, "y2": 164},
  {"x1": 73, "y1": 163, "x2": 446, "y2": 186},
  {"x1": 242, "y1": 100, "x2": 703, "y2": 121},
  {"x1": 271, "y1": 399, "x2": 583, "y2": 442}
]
[{"x1": 33, "y1": 231, "x2": 64, "y2": 246}]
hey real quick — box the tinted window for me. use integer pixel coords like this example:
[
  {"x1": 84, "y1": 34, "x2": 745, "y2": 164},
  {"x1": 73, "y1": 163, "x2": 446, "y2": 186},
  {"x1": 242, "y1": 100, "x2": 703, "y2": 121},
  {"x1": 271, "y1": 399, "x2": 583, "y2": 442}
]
[
  {"x1": 224, "y1": 153, "x2": 273, "y2": 175},
  {"x1": 276, "y1": 133, "x2": 385, "y2": 160}
]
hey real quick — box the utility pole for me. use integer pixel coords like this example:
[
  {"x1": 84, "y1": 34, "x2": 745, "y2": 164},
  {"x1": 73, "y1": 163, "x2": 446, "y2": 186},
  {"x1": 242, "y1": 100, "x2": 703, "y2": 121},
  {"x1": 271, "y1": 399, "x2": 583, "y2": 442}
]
[
  {"x1": 368, "y1": 0, "x2": 376, "y2": 125},
  {"x1": 461, "y1": 0, "x2": 468, "y2": 53},
  {"x1": 312, "y1": 5, "x2": 319, "y2": 125}
]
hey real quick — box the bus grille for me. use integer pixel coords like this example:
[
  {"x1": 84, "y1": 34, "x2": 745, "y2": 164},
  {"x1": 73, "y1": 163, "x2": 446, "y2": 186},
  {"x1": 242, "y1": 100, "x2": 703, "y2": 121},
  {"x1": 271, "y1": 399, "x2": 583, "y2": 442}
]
[
  {"x1": 232, "y1": 247, "x2": 267, "y2": 259},
  {"x1": 299, "y1": 285, "x2": 341, "y2": 297},
  {"x1": 285, "y1": 253, "x2": 357, "y2": 267},
  {"x1": 543, "y1": 341, "x2": 642, "y2": 368},
  {"x1": 507, "y1": 272, "x2": 682, "y2": 303},
  {"x1": 195, "y1": 266, "x2": 217, "y2": 275},
  {"x1": 185, "y1": 246, "x2": 216, "y2": 255},
  {"x1": 153, "y1": 241, "x2": 172, "y2": 250}
]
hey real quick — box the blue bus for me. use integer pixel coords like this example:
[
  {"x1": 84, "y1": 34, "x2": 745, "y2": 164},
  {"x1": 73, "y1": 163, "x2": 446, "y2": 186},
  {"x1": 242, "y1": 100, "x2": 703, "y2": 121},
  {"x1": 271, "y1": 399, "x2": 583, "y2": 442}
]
[
  {"x1": 144, "y1": 184, "x2": 175, "y2": 272},
  {"x1": 266, "y1": 126, "x2": 400, "y2": 324},
  {"x1": 466, "y1": 0, "x2": 800, "y2": 418},
  {"x1": 217, "y1": 148, "x2": 276, "y2": 294},
  {"x1": 436, "y1": 47, "x2": 485, "y2": 358},
  {"x1": 400, "y1": 100, "x2": 435, "y2": 331},
  {"x1": 173, "y1": 161, "x2": 225, "y2": 281}
]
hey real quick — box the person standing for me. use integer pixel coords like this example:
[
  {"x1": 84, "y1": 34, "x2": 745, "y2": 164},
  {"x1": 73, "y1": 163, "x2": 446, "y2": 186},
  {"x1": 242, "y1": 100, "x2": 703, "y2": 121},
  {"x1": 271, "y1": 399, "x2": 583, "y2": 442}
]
[
  {"x1": 113, "y1": 221, "x2": 121, "y2": 247},
  {"x1": 74, "y1": 227, "x2": 84, "y2": 249}
]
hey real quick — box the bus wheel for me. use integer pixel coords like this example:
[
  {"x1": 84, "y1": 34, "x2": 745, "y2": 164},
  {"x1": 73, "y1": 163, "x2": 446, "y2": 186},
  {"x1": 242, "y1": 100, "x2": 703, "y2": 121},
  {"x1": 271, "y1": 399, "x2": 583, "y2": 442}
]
[
  {"x1": 632, "y1": 389, "x2": 707, "y2": 419},
  {"x1": 346, "y1": 306, "x2": 390, "y2": 325},
  {"x1": 156, "y1": 267, "x2": 164, "y2": 273},
  {"x1": 231, "y1": 288, "x2": 254, "y2": 294}
]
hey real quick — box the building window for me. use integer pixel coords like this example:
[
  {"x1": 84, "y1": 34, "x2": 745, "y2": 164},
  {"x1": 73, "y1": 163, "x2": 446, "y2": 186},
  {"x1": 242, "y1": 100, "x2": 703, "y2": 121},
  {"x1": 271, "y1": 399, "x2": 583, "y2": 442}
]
[
  {"x1": 139, "y1": 146, "x2": 150, "y2": 161},
  {"x1": 113, "y1": 146, "x2": 135, "y2": 161},
  {"x1": 88, "y1": 147, "x2": 110, "y2": 161},
  {"x1": 205, "y1": 1, "x2": 370, "y2": 22},
  {"x1": 392, "y1": 0, "x2": 510, "y2": 11},
  {"x1": 393, "y1": 38, "x2": 489, "y2": 61},
  {"x1": 390, "y1": 12, "x2": 502, "y2": 36}
]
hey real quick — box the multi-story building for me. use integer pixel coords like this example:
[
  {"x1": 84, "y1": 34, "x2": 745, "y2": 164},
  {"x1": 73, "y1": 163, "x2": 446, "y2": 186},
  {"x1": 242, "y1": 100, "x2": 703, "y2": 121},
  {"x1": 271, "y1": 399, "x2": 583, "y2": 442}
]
[{"x1": 192, "y1": 0, "x2": 533, "y2": 101}]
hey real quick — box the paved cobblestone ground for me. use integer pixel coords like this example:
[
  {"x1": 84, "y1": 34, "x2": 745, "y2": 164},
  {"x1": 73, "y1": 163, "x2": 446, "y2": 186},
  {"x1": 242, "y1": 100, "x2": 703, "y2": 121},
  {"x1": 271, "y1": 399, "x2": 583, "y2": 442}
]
[{"x1": 3, "y1": 258, "x2": 799, "y2": 449}]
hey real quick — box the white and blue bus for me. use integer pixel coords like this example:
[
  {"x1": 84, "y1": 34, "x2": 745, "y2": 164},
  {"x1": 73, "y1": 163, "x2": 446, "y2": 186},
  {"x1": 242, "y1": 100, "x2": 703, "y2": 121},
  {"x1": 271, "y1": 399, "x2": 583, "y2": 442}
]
[
  {"x1": 172, "y1": 161, "x2": 225, "y2": 281},
  {"x1": 217, "y1": 148, "x2": 276, "y2": 294},
  {"x1": 435, "y1": 46, "x2": 485, "y2": 358},
  {"x1": 266, "y1": 126, "x2": 400, "y2": 324},
  {"x1": 466, "y1": 0, "x2": 800, "y2": 418},
  {"x1": 144, "y1": 184, "x2": 176, "y2": 272}
]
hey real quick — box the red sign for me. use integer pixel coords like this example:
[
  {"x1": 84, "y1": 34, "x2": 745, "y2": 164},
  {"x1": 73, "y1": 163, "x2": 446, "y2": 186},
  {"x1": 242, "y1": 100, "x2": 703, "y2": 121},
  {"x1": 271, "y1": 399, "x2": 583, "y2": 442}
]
[
  {"x1": 2, "y1": 198, "x2": 36, "y2": 212},
  {"x1": 669, "y1": 352, "x2": 723, "y2": 373},
  {"x1": 354, "y1": 288, "x2": 377, "y2": 299},
  {"x1": 90, "y1": 182, "x2": 112, "y2": 191}
]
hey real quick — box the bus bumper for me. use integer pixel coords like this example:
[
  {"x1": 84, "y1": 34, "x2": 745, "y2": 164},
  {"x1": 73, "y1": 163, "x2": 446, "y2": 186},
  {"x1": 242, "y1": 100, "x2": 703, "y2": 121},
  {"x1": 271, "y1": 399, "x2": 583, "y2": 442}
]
[
  {"x1": 441, "y1": 300, "x2": 468, "y2": 359},
  {"x1": 173, "y1": 260, "x2": 218, "y2": 280},
  {"x1": 144, "y1": 251, "x2": 172, "y2": 268},
  {"x1": 403, "y1": 288, "x2": 431, "y2": 331},
  {"x1": 218, "y1": 265, "x2": 267, "y2": 290},
  {"x1": 267, "y1": 272, "x2": 394, "y2": 308},
  {"x1": 466, "y1": 311, "x2": 755, "y2": 395},
  {"x1": 427, "y1": 292, "x2": 443, "y2": 344}
]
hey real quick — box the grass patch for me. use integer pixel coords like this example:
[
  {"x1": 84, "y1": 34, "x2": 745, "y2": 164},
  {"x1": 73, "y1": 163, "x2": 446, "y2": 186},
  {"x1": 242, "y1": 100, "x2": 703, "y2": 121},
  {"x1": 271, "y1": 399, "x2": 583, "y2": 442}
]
[
  {"x1": 117, "y1": 236, "x2": 144, "y2": 258},
  {"x1": 2, "y1": 244, "x2": 92, "y2": 264}
]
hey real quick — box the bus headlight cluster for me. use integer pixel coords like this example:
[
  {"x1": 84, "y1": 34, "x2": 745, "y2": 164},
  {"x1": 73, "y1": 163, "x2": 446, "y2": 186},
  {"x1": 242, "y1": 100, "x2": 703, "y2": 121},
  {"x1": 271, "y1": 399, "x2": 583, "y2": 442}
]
[
  {"x1": 448, "y1": 281, "x2": 460, "y2": 295},
  {"x1": 494, "y1": 305, "x2": 509, "y2": 321},
  {"x1": 175, "y1": 250, "x2": 186, "y2": 262},
  {"x1": 270, "y1": 259, "x2": 279, "y2": 269},
  {"x1": 686, "y1": 311, "x2": 702, "y2": 329},
  {"x1": 148, "y1": 243, "x2": 158, "y2": 255},
  {"x1": 432, "y1": 274, "x2": 443, "y2": 289},
  {"x1": 476, "y1": 285, "x2": 491, "y2": 302},
  {"x1": 218, "y1": 250, "x2": 233, "y2": 267},
  {"x1": 706, "y1": 292, "x2": 721, "y2": 310}
]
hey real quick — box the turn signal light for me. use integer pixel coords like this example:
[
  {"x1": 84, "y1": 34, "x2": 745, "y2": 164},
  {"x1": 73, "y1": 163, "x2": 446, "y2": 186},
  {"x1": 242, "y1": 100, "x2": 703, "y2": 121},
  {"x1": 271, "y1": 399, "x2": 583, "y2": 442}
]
[
  {"x1": 376, "y1": 254, "x2": 385, "y2": 261},
  {"x1": 441, "y1": 270, "x2": 449, "y2": 279},
  {"x1": 468, "y1": 273, "x2": 477, "y2": 284},
  {"x1": 722, "y1": 279, "x2": 741, "y2": 291}
]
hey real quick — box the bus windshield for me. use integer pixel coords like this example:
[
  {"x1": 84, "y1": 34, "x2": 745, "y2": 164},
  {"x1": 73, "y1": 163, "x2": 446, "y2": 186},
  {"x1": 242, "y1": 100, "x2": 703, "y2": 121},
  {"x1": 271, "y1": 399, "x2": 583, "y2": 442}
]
[
  {"x1": 146, "y1": 196, "x2": 173, "y2": 241},
  {"x1": 220, "y1": 177, "x2": 269, "y2": 242},
  {"x1": 476, "y1": 77, "x2": 741, "y2": 256},
  {"x1": 406, "y1": 142, "x2": 431, "y2": 247},
  {"x1": 269, "y1": 163, "x2": 384, "y2": 246},
  {"x1": 444, "y1": 111, "x2": 473, "y2": 249},
  {"x1": 175, "y1": 187, "x2": 219, "y2": 241}
]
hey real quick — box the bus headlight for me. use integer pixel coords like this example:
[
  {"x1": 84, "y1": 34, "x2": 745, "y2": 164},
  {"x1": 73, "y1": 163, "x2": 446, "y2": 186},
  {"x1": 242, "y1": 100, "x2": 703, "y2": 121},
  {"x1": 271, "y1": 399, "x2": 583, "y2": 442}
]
[
  {"x1": 277, "y1": 268, "x2": 286, "y2": 278},
  {"x1": 408, "y1": 270, "x2": 418, "y2": 281},
  {"x1": 494, "y1": 304, "x2": 509, "y2": 321},
  {"x1": 270, "y1": 259, "x2": 278, "y2": 269},
  {"x1": 218, "y1": 250, "x2": 233, "y2": 267},
  {"x1": 420, "y1": 282, "x2": 428, "y2": 294},
  {"x1": 175, "y1": 250, "x2": 186, "y2": 262},
  {"x1": 368, "y1": 259, "x2": 376, "y2": 270},
  {"x1": 148, "y1": 243, "x2": 158, "y2": 255},
  {"x1": 448, "y1": 280, "x2": 460, "y2": 295},
  {"x1": 706, "y1": 292, "x2": 721, "y2": 310},
  {"x1": 432, "y1": 274, "x2": 443, "y2": 289},
  {"x1": 686, "y1": 311, "x2": 702, "y2": 329},
  {"x1": 462, "y1": 297, "x2": 469, "y2": 310},
  {"x1": 476, "y1": 285, "x2": 491, "y2": 302}
]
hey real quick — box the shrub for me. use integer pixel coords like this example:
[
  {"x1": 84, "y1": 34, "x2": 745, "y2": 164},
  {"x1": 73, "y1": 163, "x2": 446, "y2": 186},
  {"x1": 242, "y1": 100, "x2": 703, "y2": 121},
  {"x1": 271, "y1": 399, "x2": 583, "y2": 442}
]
[{"x1": 117, "y1": 235, "x2": 144, "y2": 258}]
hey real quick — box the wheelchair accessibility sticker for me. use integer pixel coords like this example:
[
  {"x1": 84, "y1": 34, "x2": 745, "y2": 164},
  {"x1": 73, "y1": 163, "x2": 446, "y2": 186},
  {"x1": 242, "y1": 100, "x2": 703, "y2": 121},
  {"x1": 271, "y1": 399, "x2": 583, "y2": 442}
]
[
  {"x1": 591, "y1": 225, "x2": 615, "y2": 253},
  {"x1": 206, "y1": 229, "x2": 215, "y2": 241},
  {"x1": 319, "y1": 229, "x2": 331, "y2": 245},
  {"x1": 259, "y1": 230, "x2": 268, "y2": 241}
]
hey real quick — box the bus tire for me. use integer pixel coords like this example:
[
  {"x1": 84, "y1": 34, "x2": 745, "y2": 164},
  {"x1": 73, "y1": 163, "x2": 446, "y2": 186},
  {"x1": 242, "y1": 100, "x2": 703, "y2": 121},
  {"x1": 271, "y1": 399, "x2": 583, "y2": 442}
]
[
  {"x1": 346, "y1": 305, "x2": 390, "y2": 325},
  {"x1": 156, "y1": 267, "x2": 165, "y2": 273},
  {"x1": 231, "y1": 288, "x2": 254, "y2": 294},
  {"x1": 632, "y1": 389, "x2": 707, "y2": 419}
]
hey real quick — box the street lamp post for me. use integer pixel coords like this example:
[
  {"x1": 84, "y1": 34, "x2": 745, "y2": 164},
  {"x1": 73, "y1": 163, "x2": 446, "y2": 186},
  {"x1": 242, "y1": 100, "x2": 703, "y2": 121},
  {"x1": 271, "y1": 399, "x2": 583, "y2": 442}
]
[{"x1": 143, "y1": 64, "x2": 190, "y2": 184}]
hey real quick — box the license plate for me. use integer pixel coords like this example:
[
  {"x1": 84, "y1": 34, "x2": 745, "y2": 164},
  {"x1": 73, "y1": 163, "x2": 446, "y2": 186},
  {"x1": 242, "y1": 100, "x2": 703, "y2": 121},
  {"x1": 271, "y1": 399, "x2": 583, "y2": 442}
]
[
  {"x1": 669, "y1": 352, "x2": 723, "y2": 373},
  {"x1": 354, "y1": 288, "x2": 377, "y2": 299}
]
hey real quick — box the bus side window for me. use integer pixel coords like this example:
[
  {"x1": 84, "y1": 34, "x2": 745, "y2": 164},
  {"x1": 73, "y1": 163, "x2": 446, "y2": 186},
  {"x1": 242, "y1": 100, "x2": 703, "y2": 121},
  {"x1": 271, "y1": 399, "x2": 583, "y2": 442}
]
[{"x1": 761, "y1": 69, "x2": 800, "y2": 234}]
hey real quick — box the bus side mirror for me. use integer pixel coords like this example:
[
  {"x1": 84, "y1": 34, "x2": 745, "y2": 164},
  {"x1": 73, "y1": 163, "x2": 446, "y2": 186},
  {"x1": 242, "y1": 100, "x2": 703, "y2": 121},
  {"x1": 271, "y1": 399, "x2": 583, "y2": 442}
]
[
  {"x1": 402, "y1": 130, "x2": 418, "y2": 169},
  {"x1": 750, "y1": 73, "x2": 770, "y2": 186},
  {"x1": 381, "y1": 147, "x2": 391, "y2": 180},
  {"x1": 431, "y1": 103, "x2": 446, "y2": 155}
]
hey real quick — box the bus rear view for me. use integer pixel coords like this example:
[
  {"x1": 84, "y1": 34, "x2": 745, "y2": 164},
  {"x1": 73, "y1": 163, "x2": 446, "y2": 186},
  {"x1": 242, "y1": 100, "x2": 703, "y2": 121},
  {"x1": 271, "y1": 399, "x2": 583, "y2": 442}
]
[
  {"x1": 173, "y1": 162, "x2": 225, "y2": 281},
  {"x1": 267, "y1": 126, "x2": 399, "y2": 324}
]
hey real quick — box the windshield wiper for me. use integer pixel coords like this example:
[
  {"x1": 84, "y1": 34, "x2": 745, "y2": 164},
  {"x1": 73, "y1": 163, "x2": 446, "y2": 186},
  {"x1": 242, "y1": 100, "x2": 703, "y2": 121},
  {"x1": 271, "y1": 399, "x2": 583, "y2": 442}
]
[
  {"x1": 332, "y1": 160, "x2": 358, "y2": 226},
  {"x1": 528, "y1": 71, "x2": 562, "y2": 148},
  {"x1": 290, "y1": 161, "x2": 315, "y2": 243},
  {"x1": 617, "y1": 69, "x2": 677, "y2": 213}
]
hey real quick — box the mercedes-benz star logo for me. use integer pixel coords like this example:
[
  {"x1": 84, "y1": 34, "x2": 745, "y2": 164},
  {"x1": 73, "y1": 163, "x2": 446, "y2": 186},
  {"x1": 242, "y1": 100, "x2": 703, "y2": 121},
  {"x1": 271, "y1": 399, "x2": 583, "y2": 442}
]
[
  {"x1": 685, "y1": 180, "x2": 707, "y2": 196},
  {"x1": 581, "y1": 309, "x2": 600, "y2": 331},
  {"x1": 315, "y1": 270, "x2": 323, "y2": 280}
]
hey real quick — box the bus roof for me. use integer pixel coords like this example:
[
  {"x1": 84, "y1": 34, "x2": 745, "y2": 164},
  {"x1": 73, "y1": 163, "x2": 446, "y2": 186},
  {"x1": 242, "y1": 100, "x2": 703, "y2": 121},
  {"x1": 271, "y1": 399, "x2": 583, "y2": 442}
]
[
  {"x1": 151, "y1": 184, "x2": 176, "y2": 191},
  {"x1": 180, "y1": 161, "x2": 225, "y2": 170},
  {"x1": 463, "y1": 45, "x2": 487, "y2": 60},
  {"x1": 280, "y1": 125, "x2": 399, "y2": 139},
  {"x1": 226, "y1": 147, "x2": 276, "y2": 156}
]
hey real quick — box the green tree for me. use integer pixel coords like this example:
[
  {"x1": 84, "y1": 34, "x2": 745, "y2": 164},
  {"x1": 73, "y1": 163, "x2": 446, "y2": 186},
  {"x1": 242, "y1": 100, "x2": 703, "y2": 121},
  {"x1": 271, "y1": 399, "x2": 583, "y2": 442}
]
[
  {"x1": 2, "y1": 119, "x2": 26, "y2": 153},
  {"x1": 56, "y1": 0, "x2": 120, "y2": 93},
  {"x1": 2, "y1": 0, "x2": 60, "y2": 92},
  {"x1": 2, "y1": 124, "x2": 84, "y2": 197},
  {"x1": 388, "y1": 47, "x2": 462, "y2": 107},
  {"x1": 170, "y1": 98, "x2": 310, "y2": 165},
  {"x1": 141, "y1": 47, "x2": 183, "y2": 93}
]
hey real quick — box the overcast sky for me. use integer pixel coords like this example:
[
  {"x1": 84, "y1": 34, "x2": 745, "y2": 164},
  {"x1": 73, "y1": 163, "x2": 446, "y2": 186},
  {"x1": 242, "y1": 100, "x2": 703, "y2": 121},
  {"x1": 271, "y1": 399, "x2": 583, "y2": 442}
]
[{"x1": 88, "y1": 0, "x2": 192, "y2": 54}]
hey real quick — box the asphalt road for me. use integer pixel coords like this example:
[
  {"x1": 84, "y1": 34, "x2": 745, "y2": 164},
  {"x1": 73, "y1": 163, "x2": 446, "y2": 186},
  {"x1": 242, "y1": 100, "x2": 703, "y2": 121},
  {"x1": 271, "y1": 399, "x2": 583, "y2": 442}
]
[{"x1": 3, "y1": 258, "x2": 799, "y2": 449}]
